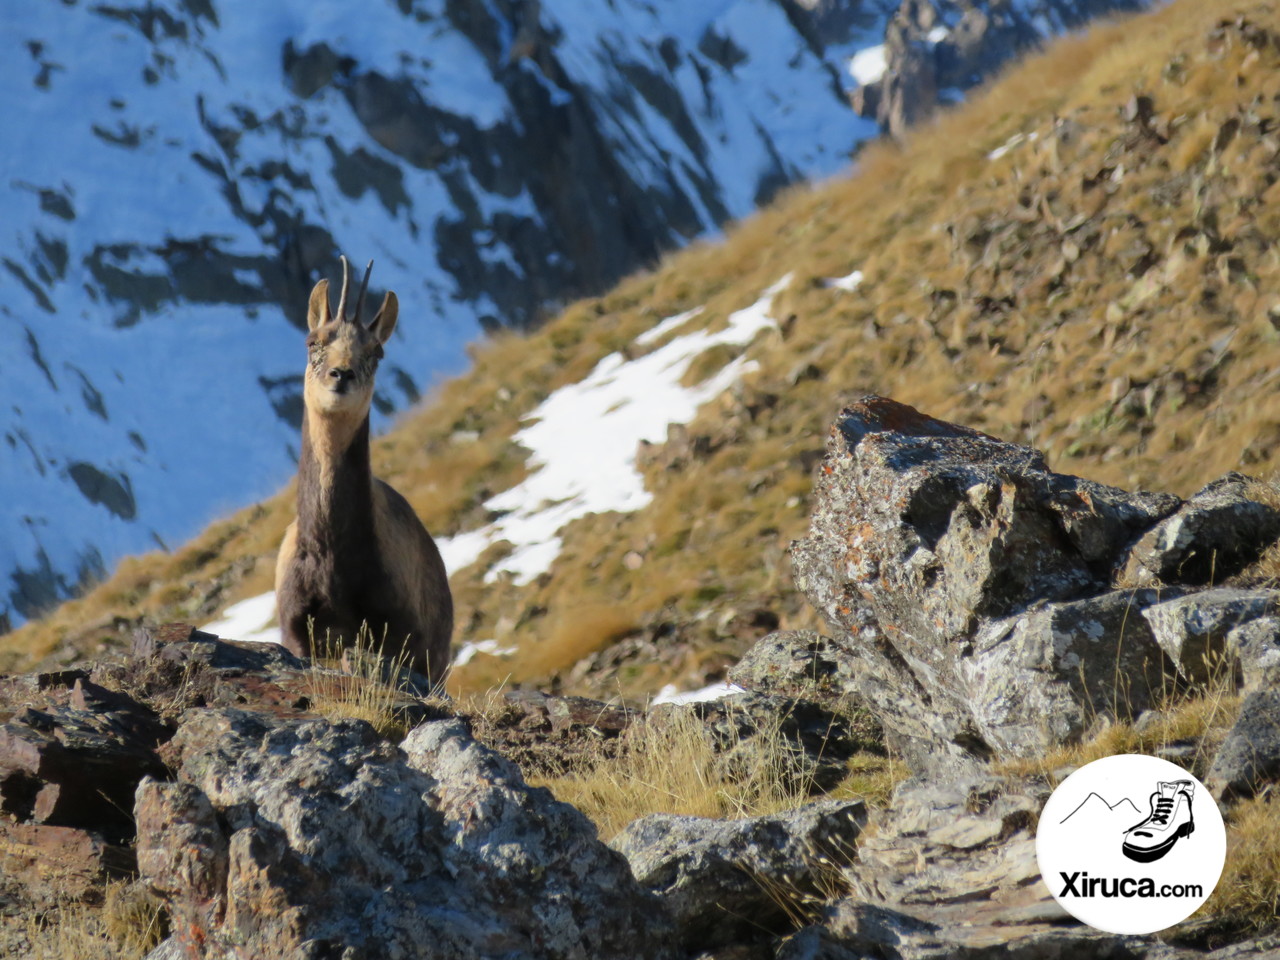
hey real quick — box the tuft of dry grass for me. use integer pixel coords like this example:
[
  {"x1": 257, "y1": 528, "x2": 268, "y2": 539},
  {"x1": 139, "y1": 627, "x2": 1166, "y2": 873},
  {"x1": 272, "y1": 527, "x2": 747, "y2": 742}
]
[
  {"x1": 303, "y1": 622, "x2": 431, "y2": 741},
  {"x1": 1200, "y1": 795, "x2": 1280, "y2": 933},
  {"x1": 532, "y1": 698, "x2": 903, "y2": 841},
  {"x1": 531, "y1": 706, "x2": 815, "y2": 840},
  {"x1": 21, "y1": 880, "x2": 167, "y2": 960},
  {"x1": 825, "y1": 752, "x2": 911, "y2": 809}
]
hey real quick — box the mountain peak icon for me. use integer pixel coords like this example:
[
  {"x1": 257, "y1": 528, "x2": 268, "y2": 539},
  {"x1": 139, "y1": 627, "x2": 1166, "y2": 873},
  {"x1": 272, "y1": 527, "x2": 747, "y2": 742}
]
[{"x1": 1059, "y1": 792, "x2": 1143, "y2": 825}]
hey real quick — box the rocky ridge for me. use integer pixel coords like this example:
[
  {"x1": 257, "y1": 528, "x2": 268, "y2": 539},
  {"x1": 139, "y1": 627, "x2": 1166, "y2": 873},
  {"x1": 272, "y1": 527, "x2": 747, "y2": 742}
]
[{"x1": 4, "y1": 396, "x2": 1279, "y2": 958}]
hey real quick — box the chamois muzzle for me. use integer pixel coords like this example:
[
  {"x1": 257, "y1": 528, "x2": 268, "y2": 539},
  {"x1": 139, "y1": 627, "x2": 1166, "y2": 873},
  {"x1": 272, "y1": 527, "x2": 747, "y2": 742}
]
[{"x1": 328, "y1": 367, "x2": 355, "y2": 392}]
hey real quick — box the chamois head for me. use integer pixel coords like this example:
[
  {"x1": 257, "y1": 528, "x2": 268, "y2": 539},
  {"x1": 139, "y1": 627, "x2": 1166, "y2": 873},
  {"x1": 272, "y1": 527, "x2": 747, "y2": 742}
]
[{"x1": 303, "y1": 257, "x2": 399, "y2": 419}]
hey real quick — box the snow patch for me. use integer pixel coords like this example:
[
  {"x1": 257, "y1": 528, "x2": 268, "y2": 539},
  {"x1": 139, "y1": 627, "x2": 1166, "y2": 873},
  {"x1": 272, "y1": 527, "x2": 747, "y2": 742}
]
[
  {"x1": 823, "y1": 269, "x2": 864, "y2": 292},
  {"x1": 201, "y1": 591, "x2": 281, "y2": 646},
  {"x1": 636, "y1": 306, "x2": 705, "y2": 346},
  {"x1": 652, "y1": 680, "x2": 747, "y2": 706},
  {"x1": 453, "y1": 639, "x2": 518, "y2": 667},
  {"x1": 436, "y1": 276, "x2": 792, "y2": 584},
  {"x1": 848, "y1": 44, "x2": 887, "y2": 86}
]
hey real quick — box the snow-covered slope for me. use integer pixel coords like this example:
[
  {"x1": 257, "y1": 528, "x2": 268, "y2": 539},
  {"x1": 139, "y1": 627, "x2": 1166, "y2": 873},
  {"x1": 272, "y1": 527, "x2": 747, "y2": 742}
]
[{"x1": 1, "y1": 0, "x2": 1146, "y2": 628}]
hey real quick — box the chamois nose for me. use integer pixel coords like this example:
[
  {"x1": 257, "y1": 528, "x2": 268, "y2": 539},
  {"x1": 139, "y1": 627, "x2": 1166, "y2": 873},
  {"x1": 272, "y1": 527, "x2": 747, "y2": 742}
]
[{"x1": 329, "y1": 367, "x2": 355, "y2": 390}]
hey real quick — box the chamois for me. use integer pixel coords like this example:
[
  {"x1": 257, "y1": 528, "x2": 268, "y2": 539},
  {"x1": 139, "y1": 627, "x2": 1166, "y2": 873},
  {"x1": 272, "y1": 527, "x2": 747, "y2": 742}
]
[{"x1": 275, "y1": 257, "x2": 453, "y2": 686}]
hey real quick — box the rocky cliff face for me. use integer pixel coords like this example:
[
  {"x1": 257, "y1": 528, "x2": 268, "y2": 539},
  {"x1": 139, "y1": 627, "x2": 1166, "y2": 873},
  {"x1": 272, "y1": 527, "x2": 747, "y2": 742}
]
[
  {"x1": 839, "y1": 0, "x2": 1148, "y2": 136},
  {"x1": 1, "y1": 0, "x2": 1148, "y2": 634}
]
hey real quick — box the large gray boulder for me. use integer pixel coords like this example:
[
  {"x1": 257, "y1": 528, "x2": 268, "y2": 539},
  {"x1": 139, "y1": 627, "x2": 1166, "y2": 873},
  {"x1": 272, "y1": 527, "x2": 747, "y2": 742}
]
[
  {"x1": 1120, "y1": 474, "x2": 1280, "y2": 587},
  {"x1": 962, "y1": 588, "x2": 1177, "y2": 756},
  {"x1": 137, "y1": 710, "x2": 675, "y2": 960},
  {"x1": 1141, "y1": 588, "x2": 1280, "y2": 682},
  {"x1": 1206, "y1": 689, "x2": 1280, "y2": 801},
  {"x1": 612, "y1": 799, "x2": 866, "y2": 954},
  {"x1": 791, "y1": 396, "x2": 1181, "y2": 773}
]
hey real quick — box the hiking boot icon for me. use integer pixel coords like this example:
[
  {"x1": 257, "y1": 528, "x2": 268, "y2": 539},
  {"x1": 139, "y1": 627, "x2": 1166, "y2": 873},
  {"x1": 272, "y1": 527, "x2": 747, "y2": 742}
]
[{"x1": 1122, "y1": 780, "x2": 1195, "y2": 863}]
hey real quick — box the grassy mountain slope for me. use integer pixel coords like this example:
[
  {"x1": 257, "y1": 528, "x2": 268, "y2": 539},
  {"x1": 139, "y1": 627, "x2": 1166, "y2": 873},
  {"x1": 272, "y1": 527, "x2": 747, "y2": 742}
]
[{"x1": 7, "y1": 0, "x2": 1280, "y2": 699}]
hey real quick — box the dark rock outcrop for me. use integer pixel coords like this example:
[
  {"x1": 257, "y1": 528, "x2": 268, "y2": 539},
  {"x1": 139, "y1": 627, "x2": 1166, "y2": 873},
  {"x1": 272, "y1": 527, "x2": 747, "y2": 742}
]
[
  {"x1": 1206, "y1": 689, "x2": 1280, "y2": 801},
  {"x1": 0, "y1": 672, "x2": 169, "y2": 841}
]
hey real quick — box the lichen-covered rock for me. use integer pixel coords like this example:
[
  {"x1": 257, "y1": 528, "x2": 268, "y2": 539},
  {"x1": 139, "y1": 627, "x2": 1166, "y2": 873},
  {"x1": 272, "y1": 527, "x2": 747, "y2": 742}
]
[
  {"x1": 611, "y1": 799, "x2": 866, "y2": 953},
  {"x1": 791, "y1": 397, "x2": 1179, "y2": 773},
  {"x1": 1120, "y1": 474, "x2": 1280, "y2": 587},
  {"x1": 1227, "y1": 616, "x2": 1280, "y2": 692},
  {"x1": 1206, "y1": 689, "x2": 1280, "y2": 801},
  {"x1": 137, "y1": 710, "x2": 675, "y2": 960},
  {"x1": 727, "y1": 630, "x2": 859, "y2": 703},
  {"x1": 961, "y1": 589, "x2": 1176, "y2": 756},
  {"x1": 1141, "y1": 588, "x2": 1280, "y2": 682}
]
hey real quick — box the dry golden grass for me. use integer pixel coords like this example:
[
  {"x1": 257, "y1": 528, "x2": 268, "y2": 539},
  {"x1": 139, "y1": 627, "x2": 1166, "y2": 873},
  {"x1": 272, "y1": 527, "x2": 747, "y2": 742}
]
[
  {"x1": 532, "y1": 706, "x2": 806, "y2": 840},
  {"x1": 21, "y1": 880, "x2": 166, "y2": 960},
  {"x1": 303, "y1": 624, "x2": 436, "y2": 740},
  {"x1": 531, "y1": 708, "x2": 745, "y2": 840},
  {"x1": 1201, "y1": 795, "x2": 1280, "y2": 933},
  {"x1": 531, "y1": 698, "x2": 904, "y2": 841},
  {"x1": 825, "y1": 752, "x2": 911, "y2": 809}
]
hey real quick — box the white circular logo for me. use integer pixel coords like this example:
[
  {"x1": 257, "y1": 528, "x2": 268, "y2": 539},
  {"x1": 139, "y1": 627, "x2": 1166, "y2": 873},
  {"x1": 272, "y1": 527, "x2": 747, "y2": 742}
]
[{"x1": 1036, "y1": 754, "x2": 1226, "y2": 934}]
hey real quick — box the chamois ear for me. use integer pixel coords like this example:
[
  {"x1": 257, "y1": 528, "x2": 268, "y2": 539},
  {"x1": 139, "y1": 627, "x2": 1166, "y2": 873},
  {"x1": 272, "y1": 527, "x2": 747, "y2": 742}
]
[
  {"x1": 307, "y1": 279, "x2": 331, "y2": 332},
  {"x1": 369, "y1": 291, "x2": 399, "y2": 345}
]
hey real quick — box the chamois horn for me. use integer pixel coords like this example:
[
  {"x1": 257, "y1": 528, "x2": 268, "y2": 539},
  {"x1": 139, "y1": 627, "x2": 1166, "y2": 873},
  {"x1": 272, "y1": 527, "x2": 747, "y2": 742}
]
[
  {"x1": 336, "y1": 255, "x2": 351, "y2": 322},
  {"x1": 354, "y1": 259, "x2": 374, "y2": 325},
  {"x1": 333, "y1": 256, "x2": 375, "y2": 324}
]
